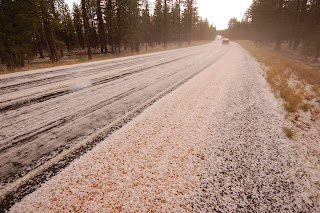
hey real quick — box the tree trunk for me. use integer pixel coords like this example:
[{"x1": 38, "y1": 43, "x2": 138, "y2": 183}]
[
  {"x1": 293, "y1": 0, "x2": 307, "y2": 50},
  {"x1": 178, "y1": 0, "x2": 181, "y2": 46},
  {"x1": 135, "y1": 41, "x2": 140, "y2": 53},
  {"x1": 188, "y1": 15, "x2": 191, "y2": 46},
  {"x1": 117, "y1": 1, "x2": 121, "y2": 54},
  {"x1": 42, "y1": 0, "x2": 59, "y2": 62},
  {"x1": 19, "y1": 51, "x2": 24, "y2": 67},
  {"x1": 107, "y1": 0, "x2": 113, "y2": 53},
  {"x1": 38, "y1": 42, "x2": 44, "y2": 58},
  {"x1": 66, "y1": 33, "x2": 71, "y2": 52},
  {"x1": 97, "y1": 0, "x2": 107, "y2": 54},
  {"x1": 315, "y1": 45, "x2": 320, "y2": 61},
  {"x1": 289, "y1": 35, "x2": 293, "y2": 49},
  {"x1": 164, "y1": 0, "x2": 167, "y2": 48},
  {"x1": 35, "y1": 2, "x2": 54, "y2": 63},
  {"x1": 80, "y1": 31, "x2": 85, "y2": 50},
  {"x1": 289, "y1": 0, "x2": 300, "y2": 49},
  {"x1": 36, "y1": 34, "x2": 44, "y2": 59},
  {"x1": 275, "y1": 0, "x2": 284, "y2": 50},
  {"x1": 82, "y1": 0, "x2": 92, "y2": 60},
  {"x1": 275, "y1": 40, "x2": 281, "y2": 50},
  {"x1": 187, "y1": 0, "x2": 192, "y2": 46},
  {"x1": 144, "y1": 6, "x2": 148, "y2": 52},
  {"x1": 91, "y1": 23, "x2": 98, "y2": 49}
]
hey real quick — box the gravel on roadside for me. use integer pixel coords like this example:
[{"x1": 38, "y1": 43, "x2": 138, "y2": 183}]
[{"x1": 188, "y1": 45, "x2": 319, "y2": 212}]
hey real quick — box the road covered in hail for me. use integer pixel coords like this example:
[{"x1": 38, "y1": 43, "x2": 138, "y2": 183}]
[{"x1": 1, "y1": 41, "x2": 318, "y2": 211}]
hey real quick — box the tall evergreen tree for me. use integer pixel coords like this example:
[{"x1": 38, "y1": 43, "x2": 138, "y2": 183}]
[
  {"x1": 73, "y1": 2, "x2": 85, "y2": 49},
  {"x1": 164, "y1": 0, "x2": 168, "y2": 48},
  {"x1": 105, "y1": 0, "x2": 116, "y2": 52},
  {"x1": 142, "y1": 0, "x2": 151, "y2": 51},
  {"x1": 97, "y1": 0, "x2": 107, "y2": 53},
  {"x1": 82, "y1": 0, "x2": 92, "y2": 59},
  {"x1": 227, "y1": 0, "x2": 320, "y2": 59},
  {"x1": 153, "y1": 0, "x2": 163, "y2": 44},
  {"x1": 35, "y1": 0, "x2": 55, "y2": 63},
  {"x1": 41, "y1": 0, "x2": 59, "y2": 61},
  {"x1": 0, "y1": 0, "x2": 217, "y2": 69},
  {"x1": 184, "y1": 0, "x2": 195, "y2": 45},
  {"x1": 293, "y1": 0, "x2": 308, "y2": 50},
  {"x1": 0, "y1": 0, "x2": 38, "y2": 67}
]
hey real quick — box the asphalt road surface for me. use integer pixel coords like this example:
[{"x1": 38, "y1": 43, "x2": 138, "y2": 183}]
[{"x1": 0, "y1": 41, "x2": 230, "y2": 194}]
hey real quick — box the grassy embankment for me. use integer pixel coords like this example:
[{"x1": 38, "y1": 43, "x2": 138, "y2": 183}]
[
  {"x1": 237, "y1": 40, "x2": 320, "y2": 138},
  {"x1": 0, "y1": 40, "x2": 213, "y2": 75}
]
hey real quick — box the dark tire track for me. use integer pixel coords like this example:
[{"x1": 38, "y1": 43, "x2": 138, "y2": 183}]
[
  {"x1": 0, "y1": 51, "x2": 193, "y2": 95},
  {"x1": 0, "y1": 88, "x2": 140, "y2": 154},
  {"x1": 0, "y1": 54, "x2": 192, "y2": 113}
]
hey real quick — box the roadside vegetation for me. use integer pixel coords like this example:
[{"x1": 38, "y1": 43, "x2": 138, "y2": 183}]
[
  {"x1": 0, "y1": 0, "x2": 216, "y2": 73},
  {"x1": 221, "y1": 0, "x2": 320, "y2": 135},
  {"x1": 220, "y1": 0, "x2": 320, "y2": 61},
  {"x1": 283, "y1": 127, "x2": 295, "y2": 139},
  {"x1": 238, "y1": 40, "x2": 319, "y2": 114},
  {"x1": 237, "y1": 39, "x2": 320, "y2": 203},
  {"x1": 233, "y1": 0, "x2": 320, "y2": 195}
]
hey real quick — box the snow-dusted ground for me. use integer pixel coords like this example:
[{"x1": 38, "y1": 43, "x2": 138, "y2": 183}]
[
  {"x1": 8, "y1": 43, "x2": 318, "y2": 212},
  {"x1": 0, "y1": 41, "x2": 229, "y2": 192}
]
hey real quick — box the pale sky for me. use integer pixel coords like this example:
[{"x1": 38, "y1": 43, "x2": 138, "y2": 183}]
[
  {"x1": 196, "y1": 0, "x2": 252, "y2": 30},
  {"x1": 66, "y1": 0, "x2": 253, "y2": 30}
]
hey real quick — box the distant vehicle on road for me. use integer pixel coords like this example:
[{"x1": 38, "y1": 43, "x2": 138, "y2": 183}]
[{"x1": 222, "y1": 39, "x2": 229, "y2": 45}]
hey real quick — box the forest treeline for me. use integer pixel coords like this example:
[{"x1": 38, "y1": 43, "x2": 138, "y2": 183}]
[
  {"x1": 0, "y1": 0, "x2": 217, "y2": 68},
  {"x1": 222, "y1": 0, "x2": 320, "y2": 60}
]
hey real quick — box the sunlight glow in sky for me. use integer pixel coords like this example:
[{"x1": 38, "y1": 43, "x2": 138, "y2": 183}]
[
  {"x1": 196, "y1": 0, "x2": 252, "y2": 30},
  {"x1": 66, "y1": 0, "x2": 253, "y2": 30}
]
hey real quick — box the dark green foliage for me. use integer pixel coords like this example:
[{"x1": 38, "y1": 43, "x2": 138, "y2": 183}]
[
  {"x1": 227, "y1": 0, "x2": 320, "y2": 59},
  {"x1": 153, "y1": 0, "x2": 164, "y2": 44},
  {"x1": 0, "y1": 0, "x2": 217, "y2": 69},
  {"x1": 0, "y1": 0, "x2": 38, "y2": 67},
  {"x1": 73, "y1": 2, "x2": 85, "y2": 49},
  {"x1": 142, "y1": 0, "x2": 151, "y2": 50}
]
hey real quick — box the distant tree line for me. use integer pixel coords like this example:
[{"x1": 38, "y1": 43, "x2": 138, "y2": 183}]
[
  {"x1": 0, "y1": 0, "x2": 217, "y2": 68},
  {"x1": 222, "y1": 0, "x2": 320, "y2": 60}
]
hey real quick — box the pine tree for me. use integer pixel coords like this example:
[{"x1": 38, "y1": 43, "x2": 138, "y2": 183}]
[
  {"x1": 0, "y1": 0, "x2": 38, "y2": 67},
  {"x1": 97, "y1": 0, "x2": 107, "y2": 53},
  {"x1": 54, "y1": 0, "x2": 76, "y2": 53},
  {"x1": 177, "y1": 0, "x2": 182, "y2": 46},
  {"x1": 274, "y1": 0, "x2": 284, "y2": 50},
  {"x1": 41, "y1": 0, "x2": 59, "y2": 61},
  {"x1": 82, "y1": 0, "x2": 92, "y2": 59},
  {"x1": 105, "y1": 0, "x2": 116, "y2": 52},
  {"x1": 86, "y1": 0, "x2": 99, "y2": 50},
  {"x1": 0, "y1": 0, "x2": 221, "y2": 69},
  {"x1": 293, "y1": 0, "x2": 307, "y2": 50},
  {"x1": 73, "y1": 2, "x2": 85, "y2": 49},
  {"x1": 153, "y1": 0, "x2": 163, "y2": 44},
  {"x1": 142, "y1": 0, "x2": 151, "y2": 51},
  {"x1": 35, "y1": 0, "x2": 55, "y2": 63},
  {"x1": 184, "y1": 0, "x2": 195, "y2": 45},
  {"x1": 164, "y1": 0, "x2": 168, "y2": 48}
]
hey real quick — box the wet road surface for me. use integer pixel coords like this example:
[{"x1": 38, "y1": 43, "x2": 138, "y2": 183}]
[{"x1": 0, "y1": 41, "x2": 230, "y2": 191}]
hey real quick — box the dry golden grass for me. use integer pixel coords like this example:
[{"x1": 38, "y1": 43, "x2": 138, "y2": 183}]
[
  {"x1": 0, "y1": 40, "x2": 213, "y2": 75},
  {"x1": 283, "y1": 127, "x2": 295, "y2": 139},
  {"x1": 237, "y1": 40, "x2": 320, "y2": 113},
  {"x1": 239, "y1": 43, "x2": 320, "y2": 205}
]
